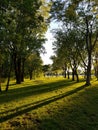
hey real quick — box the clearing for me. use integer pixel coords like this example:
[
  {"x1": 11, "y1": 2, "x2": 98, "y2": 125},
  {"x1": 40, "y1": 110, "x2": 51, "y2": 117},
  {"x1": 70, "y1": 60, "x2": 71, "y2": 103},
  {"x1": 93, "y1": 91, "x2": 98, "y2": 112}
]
[{"x1": 0, "y1": 77, "x2": 98, "y2": 130}]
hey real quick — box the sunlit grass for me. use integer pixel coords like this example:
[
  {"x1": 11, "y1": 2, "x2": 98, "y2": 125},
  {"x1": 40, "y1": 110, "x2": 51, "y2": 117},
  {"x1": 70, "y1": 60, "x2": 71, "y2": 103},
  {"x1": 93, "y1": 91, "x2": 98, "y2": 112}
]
[{"x1": 0, "y1": 77, "x2": 98, "y2": 130}]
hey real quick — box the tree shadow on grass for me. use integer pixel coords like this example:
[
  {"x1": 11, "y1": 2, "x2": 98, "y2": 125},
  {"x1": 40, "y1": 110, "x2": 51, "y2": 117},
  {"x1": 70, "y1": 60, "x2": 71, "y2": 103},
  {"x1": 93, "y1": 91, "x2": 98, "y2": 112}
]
[
  {"x1": 0, "y1": 84, "x2": 86, "y2": 123},
  {"x1": 0, "y1": 79, "x2": 77, "y2": 104},
  {"x1": 40, "y1": 85, "x2": 98, "y2": 130}
]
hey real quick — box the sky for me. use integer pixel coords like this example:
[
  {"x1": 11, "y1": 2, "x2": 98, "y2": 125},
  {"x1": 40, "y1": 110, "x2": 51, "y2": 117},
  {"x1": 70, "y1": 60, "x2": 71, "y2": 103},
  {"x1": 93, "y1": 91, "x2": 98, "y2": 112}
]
[
  {"x1": 40, "y1": 28, "x2": 54, "y2": 65},
  {"x1": 41, "y1": 21, "x2": 59, "y2": 65}
]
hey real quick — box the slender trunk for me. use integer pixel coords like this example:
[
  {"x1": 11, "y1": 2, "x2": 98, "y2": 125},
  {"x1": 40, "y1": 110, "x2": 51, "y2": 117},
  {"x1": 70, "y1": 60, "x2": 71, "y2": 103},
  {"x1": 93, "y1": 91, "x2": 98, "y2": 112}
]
[
  {"x1": 84, "y1": 68, "x2": 87, "y2": 79},
  {"x1": 6, "y1": 57, "x2": 12, "y2": 91},
  {"x1": 85, "y1": 53, "x2": 91, "y2": 86},
  {"x1": 21, "y1": 59, "x2": 25, "y2": 82},
  {"x1": 95, "y1": 59, "x2": 98, "y2": 80},
  {"x1": 13, "y1": 53, "x2": 21, "y2": 84},
  {"x1": 29, "y1": 70, "x2": 32, "y2": 80},
  {"x1": 17, "y1": 57, "x2": 21, "y2": 84},
  {"x1": 75, "y1": 69, "x2": 79, "y2": 82},
  {"x1": 72, "y1": 68, "x2": 75, "y2": 81},
  {"x1": 95, "y1": 67, "x2": 98, "y2": 80},
  {"x1": 13, "y1": 53, "x2": 18, "y2": 83},
  {"x1": 64, "y1": 69, "x2": 66, "y2": 78},
  {"x1": 85, "y1": 17, "x2": 92, "y2": 86},
  {"x1": 55, "y1": 72, "x2": 58, "y2": 77},
  {"x1": 67, "y1": 70, "x2": 70, "y2": 79}
]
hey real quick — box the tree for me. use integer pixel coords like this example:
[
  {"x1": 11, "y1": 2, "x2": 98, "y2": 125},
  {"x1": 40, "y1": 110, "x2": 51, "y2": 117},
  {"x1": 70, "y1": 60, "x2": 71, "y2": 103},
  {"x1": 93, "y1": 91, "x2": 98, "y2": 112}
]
[
  {"x1": 42, "y1": 64, "x2": 52, "y2": 77},
  {"x1": 0, "y1": 0, "x2": 51, "y2": 87},
  {"x1": 76, "y1": 0, "x2": 98, "y2": 85},
  {"x1": 50, "y1": 0, "x2": 98, "y2": 85},
  {"x1": 26, "y1": 53, "x2": 43, "y2": 80},
  {"x1": 52, "y1": 27, "x2": 83, "y2": 82}
]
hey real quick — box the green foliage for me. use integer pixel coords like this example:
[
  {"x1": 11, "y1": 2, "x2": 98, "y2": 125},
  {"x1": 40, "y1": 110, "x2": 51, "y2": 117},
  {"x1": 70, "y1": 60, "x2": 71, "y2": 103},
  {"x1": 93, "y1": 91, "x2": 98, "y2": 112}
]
[
  {"x1": 0, "y1": 0, "x2": 51, "y2": 84},
  {"x1": 42, "y1": 64, "x2": 51, "y2": 73},
  {"x1": 25, "y1": 53, "x2": 43, "y2": 79},
  {"x1": 52, "y1": 26, "x2": 85, "y2": 71},
  {"x1": 51, "y1": 0, "x2": 98, "y2": 84}
]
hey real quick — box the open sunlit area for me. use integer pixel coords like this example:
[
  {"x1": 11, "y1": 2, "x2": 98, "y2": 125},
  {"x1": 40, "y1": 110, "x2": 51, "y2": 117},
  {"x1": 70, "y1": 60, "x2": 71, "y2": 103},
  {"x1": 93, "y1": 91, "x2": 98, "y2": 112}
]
[{"x1": 0, "y1": 77, "x2": 98, "y2": 130}]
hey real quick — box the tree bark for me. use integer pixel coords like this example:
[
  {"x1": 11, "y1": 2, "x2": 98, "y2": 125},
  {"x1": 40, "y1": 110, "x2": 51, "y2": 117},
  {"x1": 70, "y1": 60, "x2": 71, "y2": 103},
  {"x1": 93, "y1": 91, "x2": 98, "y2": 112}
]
[
  {"x1": 17, "y1": 57, "x2": 21, "y2": 84},
  {"x1": 6, "y1": 56, "x2": 12, "y2": 91},
  {"x1": 85, "y1": 16, "x2": 92, "y2": 86},
  {"x1": 72, "y1": 68, "x2": 75, "y2": 81},
  {"x1": 29, "y1": 71, "x2": 32, "y2": 80},
  {"x1": 67, "y1": 70, "x2": 70, "y2": 79},
  {"x1": 64, "y1": 69, "x2": 66, "y2": 78},
  {"x1": 21, "y1": 58, "x2": 25, "y2": 82},
  {"x1": 13, "y1": 53, "x2": 21, "y2": 84},
  {"x1": 85, "y1": 52, "x2": 91, "y2": 86},
  {"x1": 75, "y1": 69, "x2": 79, "y2": 82},
  {"x1": 95, "y1": 53, "x2": 98, "y2": 80},
  {"x1": 95, "y1": 66, "x2": 98, "y2": 80}
]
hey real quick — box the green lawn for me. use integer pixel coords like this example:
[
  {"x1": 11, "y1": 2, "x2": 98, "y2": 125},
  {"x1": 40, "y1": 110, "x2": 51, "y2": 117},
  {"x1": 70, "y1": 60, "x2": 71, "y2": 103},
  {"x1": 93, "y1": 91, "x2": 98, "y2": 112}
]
[{"x1": 0, "y1": 77, "x2": 98, "y2": 130}]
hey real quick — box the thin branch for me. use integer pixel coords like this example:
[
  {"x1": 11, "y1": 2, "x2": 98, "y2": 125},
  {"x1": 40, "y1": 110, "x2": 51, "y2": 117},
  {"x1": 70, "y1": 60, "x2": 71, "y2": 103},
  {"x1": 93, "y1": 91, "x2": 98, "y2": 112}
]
[{"x1": 77, "y1": 47, "x2": 87, "y2": 67}]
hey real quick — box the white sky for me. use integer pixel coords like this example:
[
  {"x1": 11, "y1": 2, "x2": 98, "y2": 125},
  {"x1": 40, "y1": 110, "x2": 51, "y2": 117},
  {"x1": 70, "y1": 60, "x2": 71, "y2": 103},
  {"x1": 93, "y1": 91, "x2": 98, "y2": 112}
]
[
  {"x1": 41, "y1": 29, "x2": 54, "y2": 65},
  {"x1": 41, "y1": 21, "x2": 59, "y2": 65}
]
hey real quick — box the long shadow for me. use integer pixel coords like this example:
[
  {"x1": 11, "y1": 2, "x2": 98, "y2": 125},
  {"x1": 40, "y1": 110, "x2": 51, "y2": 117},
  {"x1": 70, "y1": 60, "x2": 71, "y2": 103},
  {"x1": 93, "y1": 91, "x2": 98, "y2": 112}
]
[
  {"x1": 0, "y1": 79, "x2": 78, "y2": 104},
  {"x1": 0, "y1": 84, "x2": 86, "y2": 123}
]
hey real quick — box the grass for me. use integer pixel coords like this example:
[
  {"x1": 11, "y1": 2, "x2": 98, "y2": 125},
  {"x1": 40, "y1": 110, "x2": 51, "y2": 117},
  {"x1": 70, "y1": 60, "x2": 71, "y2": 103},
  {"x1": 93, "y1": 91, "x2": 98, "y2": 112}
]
[{"x1": 0, "y1": 77, "x2": 98, "y2": 130}]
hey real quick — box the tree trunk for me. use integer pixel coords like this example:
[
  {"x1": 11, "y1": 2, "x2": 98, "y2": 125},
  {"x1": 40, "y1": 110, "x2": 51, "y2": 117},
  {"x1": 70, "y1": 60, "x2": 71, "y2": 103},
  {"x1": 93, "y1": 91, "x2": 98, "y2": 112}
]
[
  {"x1": 75, "y1": 69, "x2": 79, "y2": 82},
  {"x1": 85, "y1": 16, "x2": 92, "y2": 86},
  {"x1": 13, "y1": 53, "x2": 21, "y2": 84},
  {"x1": 84, "y1": 68, "x2": 87, "y2": 79},
  {"x1": 85, "y1": 53, "x2": 91, "y2": 86},
  {"x1": 29, "y1": 71, "x2": 32, "y2": 80},
  {"x1": 21, "y1": 58, "x2": 25, "y2": 82},
  {"x1": 17, "y1": 57, "x2": 21, "y2": 84},
  {"x1": 72, "y1": 68, "x2": 75, "y2": 81},
  {"x1": 95, "y1": 59, "x2": 98, "y2": 80},
  {"x1": 64, "y1": 69, "x2": 66, "y2": 78},
  {"x1": 95, "y1": 67, "x2": 98, "y2": 80},
  {"x1": 67, "y1": 70, "x2": 70, "y2": 79},
  {"x1": 6, "y1": 56, "x2": 12, "y2": 91}
]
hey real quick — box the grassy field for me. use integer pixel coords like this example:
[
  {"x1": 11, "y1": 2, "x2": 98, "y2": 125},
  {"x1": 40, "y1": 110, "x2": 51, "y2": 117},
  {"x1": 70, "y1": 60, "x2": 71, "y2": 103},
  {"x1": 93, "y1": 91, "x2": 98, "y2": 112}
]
[{"x1": 0, "y1": 77, "x2": 98, "y2": 130}]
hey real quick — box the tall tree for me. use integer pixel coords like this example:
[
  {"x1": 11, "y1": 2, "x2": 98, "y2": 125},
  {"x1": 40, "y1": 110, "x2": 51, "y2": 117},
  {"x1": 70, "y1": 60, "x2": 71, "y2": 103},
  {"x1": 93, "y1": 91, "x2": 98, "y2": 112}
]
[
  {"x1": 0, "y1": 0, "x2": 51, "y2": 87},
  {"x1": 50, "y1": 0, "x2": 98, "y2": 85},
  {"x1": 52, "y1": 27, "x2": 83, "y2": 82}
]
